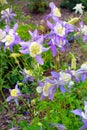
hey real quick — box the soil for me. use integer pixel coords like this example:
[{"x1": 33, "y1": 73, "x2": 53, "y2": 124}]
[{"x1": 21, "y1": 0, "x2": 78, "y2": 25}]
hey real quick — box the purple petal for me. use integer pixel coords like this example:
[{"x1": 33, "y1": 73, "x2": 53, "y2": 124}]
[
  {"x1": 14, "y1": 98, "x2": 19, "y2": 105},
  {"x1": 75, "y1": 77, "x2": 80, "y2": 83},
  {"x1": 38, "y1": 79, "x2": 44, "y2": 86},
  {"x1": 82, "y1": 119, "x2": 87, "y2": 125},
  {"x1": 57, "y1": 123, "x2": 66, "y2": 130},
  {"x1": 15, "y1": 83, "x2": 18, "y2": 89},
  {"x1": 72, "y1": 109, "x2": 82, "y2": 117},
  {"x1": 81, "y1": 74, "x2": 87, "y2": 82},
  {"x1": 6, "y1": 96, "x2": 13, "y2": 102},
  {"x1": 83, "y1": 35, "x2": 87, "y2": 42},
  {"x1": 48, "y1": 86, "x2": 57, "y2": 100},
  {"x1": 29, "y1": 29, "x2": 38, "y2": 38},
  {"x1": 51, "y1": 71, "x2": 59, "y2": 79},
  {"x1": 47, "y1": 21, "x2": 53, "y2": 29},
  {"x1": 49, "y1": 2, "x2": 55, "y2": 9},
  {"x1": 60, "y1": 86, "x2": 66, "y2": 93},
  {"x1": 80, "y1": 124, "x2": 87, "y2": 130},
  {"x1": 40, "y1": 93, "x2": 45, "y2": 100},
  {"x1": 35, "y1": 55, "x2": 44, "y2": 65},
  {"x1": 13, "y1": 23, "x2": 18, "y2": 32},
  {"x1": 37, "y1": 35, "x2": 44, "y2": 44},
  {"x1": 51, "y1": 44, "x2": 57, "y2": 57},
  {"x1": 33, "y1": 30, "x2": 38, "y2": 38},
  {"x1": 19, "y1": 48, "x2": 29, "y2": 54}
]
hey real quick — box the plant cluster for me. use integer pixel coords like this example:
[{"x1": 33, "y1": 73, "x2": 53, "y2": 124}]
[{"x1": 0, "y1": 1, "x2": 87, "y2": 130}]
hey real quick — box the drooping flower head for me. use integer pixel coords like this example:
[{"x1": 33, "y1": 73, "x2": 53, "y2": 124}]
[
  {"x1": 1, "y1": 8, "x2": 16, "y2": 25},
  {"x1": 6, "y1": 83, "x2": 21, "y2": 105},
  {"x1": 47, "y1": 2, "x2": 61, "y2": 20},
  {"x1": 20, "y1": 68, "x2": 34, "y2": 83},
  {"x1": 19, "y1": 30, "x2": 49, "y2": 65},
  {"x1": 72, "y1": 101, "x2": 87, "y2": 130},
  {"x1": 2, "y1": 23, "x2": 21, "y2": 51}
]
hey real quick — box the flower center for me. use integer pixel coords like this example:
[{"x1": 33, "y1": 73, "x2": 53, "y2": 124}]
[
  {"x1": 54, "y1": 24, "x2": 65, "y2": 36},
  {"x1": 53, "y1": 7, "x2": 61, "y2": 17},
  {"x1": 5, "y1": 34, "x2": 14, "y2": 46},
  {"x1": 29, "y1": 42, "x2": 42, "y2": 57},
  {"x1": 59, "y1": 72, "x2": 71, "y2": 83},
  {"x1": 43, "y1": 83, "x2": 52, "y2": 96},
  {"x1": 11, "y1": 89, "x2": 18, "y2": 97}
]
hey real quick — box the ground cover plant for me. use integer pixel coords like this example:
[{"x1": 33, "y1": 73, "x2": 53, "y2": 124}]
[{"x1": 0, "y1": 0, "x2": 87, "y2": 130}]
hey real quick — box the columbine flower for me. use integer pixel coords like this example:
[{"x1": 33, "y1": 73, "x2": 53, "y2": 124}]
[
  {"x1": 1, "y1": 8, "x2": 16, "y2": 25},
  {"x1": 48, "y1": 2, "x2": 61, "y2": 20},
  {"x1": 46, "y1": 20, "x2": 73, "y2": 56},
  {"x1": 36, "y1": 79, "x2": 57, "y2": 100},
  {"x1": 2, "y1": 23, "x2": 21, "y2": 51},
  {"x1": 71, "y1": 62, "x2": 87, "y2": 82},
  {"x1": 20, "y1": 68, "x2": 34, "y2": 83},
  {"x1": 72, "y1": 101, "x2": 87, "y2": 130},
  {"x1": 73, "y1": 3, "x2": 84, "y2": 15},
  {"x1": 0, "y1": 0, "x2": 8, "y2": 5},
  {"x1": 6, "y1": 83, "x2": 21, "y2": 105},
  {"x1": 19, "y1": 31, "x2": 49, "y2": 65},
  {"x1": 54, "y1": 22, "x2": 65, "y2": 36},
  {"x1": 0, "y1": 29, "x2": 6, "y2": 45}
]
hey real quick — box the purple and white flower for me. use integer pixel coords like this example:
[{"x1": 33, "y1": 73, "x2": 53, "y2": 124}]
[
  {"x1": 46, "y1": 20, "x2": 73, "y2": 56},
  {"x1": 47, "y1": 2, "x2": 61, "y2": 20},
  {"x1": 72, "y1": 101, "x2": 87, "y2": 130},
  {"x1": 1, "y1": 8, "x2": 16, "y2": 25},
  {"x1": 20, "y1": 68, "x2": 34, "y2": 83},
  {"x1": 36, "y1": 78, "x2": 58, "y2": 100},
  {"x1": 2, "y1": 23, "x2": 21, "y2": 51},
  {"x1": 6, "y1": 83, "x2": 22, "y2": 105},
  {"x1": 19, "y1": 31, "x2": 49, "y2": 65}
]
